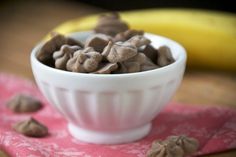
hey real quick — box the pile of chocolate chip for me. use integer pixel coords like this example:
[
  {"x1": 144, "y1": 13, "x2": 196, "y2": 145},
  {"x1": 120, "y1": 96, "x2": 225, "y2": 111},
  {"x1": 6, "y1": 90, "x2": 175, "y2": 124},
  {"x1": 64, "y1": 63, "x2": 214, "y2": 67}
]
[{"x1": 37, "y1": 13, "x2": 175, "y2": 74}]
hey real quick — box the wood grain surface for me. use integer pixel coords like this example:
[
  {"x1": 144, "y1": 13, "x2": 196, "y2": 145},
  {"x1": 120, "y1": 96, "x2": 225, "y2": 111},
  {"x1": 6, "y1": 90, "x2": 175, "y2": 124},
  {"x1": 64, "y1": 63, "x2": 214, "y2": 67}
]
[{"x1": 0, "y1": 1, "x2": 235, "y2": 156}]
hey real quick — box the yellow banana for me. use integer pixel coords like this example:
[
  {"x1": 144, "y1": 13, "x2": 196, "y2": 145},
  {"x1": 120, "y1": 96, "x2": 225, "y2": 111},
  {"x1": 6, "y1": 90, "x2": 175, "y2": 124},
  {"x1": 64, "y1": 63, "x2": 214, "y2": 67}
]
[{"x1": 51, "y1": 9, "x2": 236, "y2": 71}]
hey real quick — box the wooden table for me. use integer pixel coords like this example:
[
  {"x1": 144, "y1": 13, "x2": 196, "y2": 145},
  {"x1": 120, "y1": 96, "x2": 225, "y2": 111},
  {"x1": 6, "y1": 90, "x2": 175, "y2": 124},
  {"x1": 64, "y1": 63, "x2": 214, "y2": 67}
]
[{"x1": 0, "y1": 1, "x2": 235, "y2": 156}]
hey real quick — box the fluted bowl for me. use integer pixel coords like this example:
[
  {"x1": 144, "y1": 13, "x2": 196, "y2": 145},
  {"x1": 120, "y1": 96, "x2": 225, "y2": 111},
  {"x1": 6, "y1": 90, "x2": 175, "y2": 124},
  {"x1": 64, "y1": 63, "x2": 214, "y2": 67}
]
[{"x1": 31, "y1": 32, "x2": 186, "y2": 144}]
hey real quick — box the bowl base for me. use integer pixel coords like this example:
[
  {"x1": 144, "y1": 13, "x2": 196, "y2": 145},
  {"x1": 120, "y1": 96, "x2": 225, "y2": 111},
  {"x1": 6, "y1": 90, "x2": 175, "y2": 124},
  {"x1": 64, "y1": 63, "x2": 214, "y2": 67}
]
[{"x1": 68, "y1": 123, "x2": 151, "y2": 144}]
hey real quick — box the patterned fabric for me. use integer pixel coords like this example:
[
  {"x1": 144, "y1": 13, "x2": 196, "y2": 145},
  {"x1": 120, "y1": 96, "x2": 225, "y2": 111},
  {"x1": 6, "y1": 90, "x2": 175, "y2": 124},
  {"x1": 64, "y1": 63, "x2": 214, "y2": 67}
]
[{"x1": 0, "y1": 74, "x2": 236, "y2": 157}]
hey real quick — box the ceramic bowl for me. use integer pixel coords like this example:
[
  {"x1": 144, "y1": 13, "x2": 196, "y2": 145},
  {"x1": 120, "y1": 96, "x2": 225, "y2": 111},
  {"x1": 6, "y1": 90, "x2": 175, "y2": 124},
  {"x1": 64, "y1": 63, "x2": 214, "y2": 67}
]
[{"x1": 31, "y1": 32, "x2": 186, "y2": 144}]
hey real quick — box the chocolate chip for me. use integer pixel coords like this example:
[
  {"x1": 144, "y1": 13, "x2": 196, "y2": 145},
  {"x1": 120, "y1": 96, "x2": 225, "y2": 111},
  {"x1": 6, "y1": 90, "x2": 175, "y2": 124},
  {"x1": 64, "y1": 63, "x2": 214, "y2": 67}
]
[
  {"x1": 85, "y1": 34, "x2": 112, "y2": 52},
  {"x1": 124, "y1": 62, "x2": 141, "y2": 73},
  {"x1": 53, "y1": 45, "x2": 81, "y2": 70},
  {"x1": 146, "y1": 135, "x2": 199, "y2": 157},
  {"x1": 157, "y1": 46, "x2": 175, "y2": 67},
  {"x1": 166, "y1": 140, "x2": 185, "y2": 157},
  {"x1": 7, "y1": 94, "x2": 42, "y2": 113},
  {"x1": 167, "y1": 135, "x2": 199, "y2": 155},
  {"x1": 140, "y1": 44, "x2": 158, "y2": 64},
  {"x1": 127, "y1": 35, "x2": 151, "y2": 48},
  {"x1": 67, "y1": 47, "x2": 102, "y2": 73},
  {"x1": 94, "y1": 13, "x2": 129, "y2": 37},
  {"x1": 102, "y1": 41, "x2": 137, "y2": 63},
  {"x1": 114, "y1": 29, "x2": 144, "y2": 42},
  {"x1": 126, "y1": 53, "x2": 158, "y2": 72},
  {"x1": 13, "y1": 118, "x2": 48, "y2": 137},
  {"x1": 93, "y1": 63, "x2": 118, "y2": 74}
]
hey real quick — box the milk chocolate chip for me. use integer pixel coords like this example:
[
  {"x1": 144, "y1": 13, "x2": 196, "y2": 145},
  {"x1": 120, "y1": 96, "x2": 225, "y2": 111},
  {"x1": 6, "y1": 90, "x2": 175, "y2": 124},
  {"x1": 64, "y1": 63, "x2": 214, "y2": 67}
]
[
  {"x1": 147, "y1": 140, "x2": 184, "y2": 157},
  {"x1": 166, "y1": 140, "x2": 185, "y2": 157},
  {"x1": 147, "y1": 140, "x2": 166, "y2": 157},
  {"x1": 140, "y1": 44, "x2": 158, "y2": 64},
  {"x1": 147, "y1": 135, "x2": 199, "y2": 157},
  {"x1": 53, "y1": 45, "x2": 81, "y2": 70},
  {"x1": 127, "y1": 35, "x2": 151, "y2": 48},
  {"x1": 122, "y1": 62, "x2": 141, "y2": 73},
  {"x1": 13, "y1": 118, "x2": 48, "y2": 137},
  {"x1": 167, "y1": 135, "x2": 199, "y2": 155},
  {"x1": 93, "y1": 63, "x2": 118, "y2": 74},
  {"x1": 94, "y1": 13, "x2": 129, "y2": 37},
  {"x1": 102, "y1": 41, "x2": 137, "y2": 63},
  {"x1": 157, "y1": 46, "x2": 175, "y2": 67},
  {"x1": 67, "y1": 47, "x2": 102, "y2": 73},
  {"x1": 114, "y1": 29, "x2": 144, "y2": 42},
  {"x1": 126, "y1": 53, "x2": 158, "y2": 71},
  {"x1": 7, "y1": 94, "x2": 42, "y2": 113},
  {"x1": 85, "y1": 34, "x2": 112, "y2": 52}
]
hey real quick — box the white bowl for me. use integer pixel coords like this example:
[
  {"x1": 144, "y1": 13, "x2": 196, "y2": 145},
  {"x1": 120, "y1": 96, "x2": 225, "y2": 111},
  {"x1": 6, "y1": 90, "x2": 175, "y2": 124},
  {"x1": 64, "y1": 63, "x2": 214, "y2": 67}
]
[{"x1": 31, "y1": 32, "x2": 186, "y2": 144}]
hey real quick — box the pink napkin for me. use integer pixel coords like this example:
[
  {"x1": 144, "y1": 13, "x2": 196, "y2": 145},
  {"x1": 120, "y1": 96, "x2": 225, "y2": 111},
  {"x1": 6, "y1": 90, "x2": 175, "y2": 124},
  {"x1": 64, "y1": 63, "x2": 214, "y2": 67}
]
[{"x1": 0, "y1": 73, "x2": 236, "y2": 157}]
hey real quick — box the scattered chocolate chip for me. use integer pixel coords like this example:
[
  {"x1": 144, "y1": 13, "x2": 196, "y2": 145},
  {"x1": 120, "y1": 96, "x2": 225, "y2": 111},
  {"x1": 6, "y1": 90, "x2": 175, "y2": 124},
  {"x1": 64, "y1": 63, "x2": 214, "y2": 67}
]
[
  {"x1": 157, "y1": 46, "x2": 175, "y2": 67},
  {"x1": 166, "y1": 140, "x2": 185, "y2": 157},
  {"x1": 13, "y1": 118, "x2": 48, "y2": 137},
  {"x1": 167, "y1": 135, "x2": 199, "y2": 155},
  {"x1": 85, "y1": 34, "x2": 112, "y2": 52},
  {"x1": 147, "y1": 135, "x2": 199, "y2": 157},
  {"x1": 7, "y1": 94, "x2": 42, "y2": 113},
  {"x1": 114, "y1": 29, "x2": 144, "y2": 42},
  {"x1": 147, "y1": 141, "x2": 163, "y2": 157},
  {"x1": 94, "y1": 12, "x2": 129, "y2": 37}
]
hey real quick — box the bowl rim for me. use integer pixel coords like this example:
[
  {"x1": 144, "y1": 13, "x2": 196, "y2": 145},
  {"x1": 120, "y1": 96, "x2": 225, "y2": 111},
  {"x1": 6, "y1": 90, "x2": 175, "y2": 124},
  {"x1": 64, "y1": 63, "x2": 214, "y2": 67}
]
[{"x1": 31, "y1": 32, "x2": 187, "y2": 78}]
